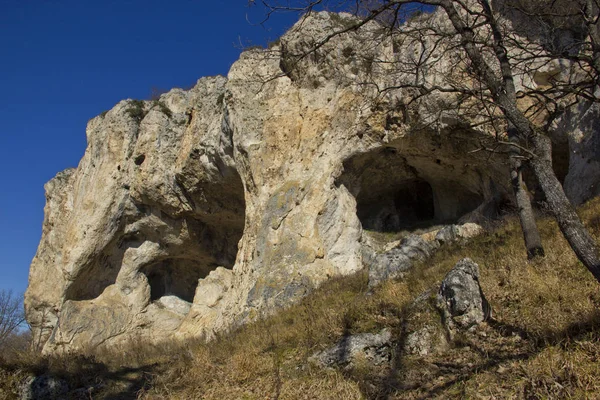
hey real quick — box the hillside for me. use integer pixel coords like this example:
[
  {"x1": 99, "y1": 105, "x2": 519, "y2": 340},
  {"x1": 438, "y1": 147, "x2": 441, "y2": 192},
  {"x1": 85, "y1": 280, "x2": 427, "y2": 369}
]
[{"x1": 3, "y1": 198, "x2": 600, "y2": 399}]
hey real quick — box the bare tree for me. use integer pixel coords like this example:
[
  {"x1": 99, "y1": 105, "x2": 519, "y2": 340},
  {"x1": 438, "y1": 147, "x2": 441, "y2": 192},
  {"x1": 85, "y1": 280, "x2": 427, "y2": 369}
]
[
  {"x1": 251, "y1": 0, "x2": 600, "y2": 280},
  {"x1": 0, "y1": 290, "x2": 25, "y2": 345}
]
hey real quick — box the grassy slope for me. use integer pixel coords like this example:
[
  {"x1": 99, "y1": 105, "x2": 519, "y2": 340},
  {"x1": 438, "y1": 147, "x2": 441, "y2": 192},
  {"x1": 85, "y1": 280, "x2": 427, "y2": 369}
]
[{"x1": 3, "y1": 198, "x2": 600, "y2": 399}]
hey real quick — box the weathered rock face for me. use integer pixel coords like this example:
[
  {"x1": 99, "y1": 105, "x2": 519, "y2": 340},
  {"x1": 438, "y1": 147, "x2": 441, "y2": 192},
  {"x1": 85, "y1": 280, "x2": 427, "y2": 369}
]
[
  {"x1": 27, "y1": 77, "x2": 247, "y2": 350},
  {"x1": 26, "y1": 10, "x2": 599, "y2": 353},
  {"x1": 555, "y1": 101, "x2": 600, "y2": 205},
  {"x1": 439, "y1": 258, "x2": 491, "y2": 329},
  {"x1": 310, "y1": 329, "x2": 393, "y2": 368},
  {"x1": 403, "y1": 258, "x2": 490, "y2": 357}
]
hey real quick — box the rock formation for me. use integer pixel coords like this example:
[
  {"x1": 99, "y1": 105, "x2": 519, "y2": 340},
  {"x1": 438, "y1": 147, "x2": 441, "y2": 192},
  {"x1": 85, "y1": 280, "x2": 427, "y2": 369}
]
[
  {"x1": 403, "y1": 258, "x2": 490, "y2": 357},
  {"x1": 310, "y1": 329, "x2": 393, "y2": 368},
  {"x1": 310, "y1": 258, "x2": 490, "y2": 366},
  {"x1": 25, "y1": 10, "x2": 599, "y2": 353}
]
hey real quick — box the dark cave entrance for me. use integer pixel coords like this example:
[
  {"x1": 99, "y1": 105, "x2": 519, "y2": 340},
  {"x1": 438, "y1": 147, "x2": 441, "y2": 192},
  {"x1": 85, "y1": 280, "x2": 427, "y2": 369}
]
[
  {"x1": 148, "y1": 271, "x2": 168, "y2": 301},
  {"x1": 137, "y1": 205, "x2": 246, "y2": 305},
  {"x1": 337, "y1": 144, "x2": 493, "y2": 234},
  {"x1": 141, "y1": 258, "x2": 214, "y2": 303},
  {"x1": 357, "y1": 179, "x2": 436, "y2": 232}
]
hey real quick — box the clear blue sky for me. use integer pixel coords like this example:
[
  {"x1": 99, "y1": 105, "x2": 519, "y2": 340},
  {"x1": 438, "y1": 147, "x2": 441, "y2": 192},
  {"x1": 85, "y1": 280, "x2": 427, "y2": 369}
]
[{"x1": 0, "y1": 1, "x2": 300, "y2": 298}]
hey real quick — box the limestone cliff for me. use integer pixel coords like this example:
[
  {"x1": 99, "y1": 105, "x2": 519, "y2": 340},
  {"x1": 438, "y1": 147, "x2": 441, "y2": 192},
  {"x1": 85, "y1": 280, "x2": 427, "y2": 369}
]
[{"x1": 25, "y1": 10, "x2": 600, "y2": 353}]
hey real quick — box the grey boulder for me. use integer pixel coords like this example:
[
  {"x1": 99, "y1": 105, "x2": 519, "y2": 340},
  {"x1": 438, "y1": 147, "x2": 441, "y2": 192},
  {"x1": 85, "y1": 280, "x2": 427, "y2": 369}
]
[
  {"x1": 368, "y1": 235, "x2": 439, "y2": 287},
  {"x1": 439, "y1": 258, "x2": 491, "y2": 329},
  {"x1": 310, "y1": 329, "x2": 392, "y2": 368}
]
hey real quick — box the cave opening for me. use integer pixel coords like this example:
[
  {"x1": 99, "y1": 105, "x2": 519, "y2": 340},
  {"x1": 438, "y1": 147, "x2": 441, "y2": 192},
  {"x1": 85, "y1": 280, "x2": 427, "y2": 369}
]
[
  {"x1": 357, "y1": 179, "x2": 436, "y2": 232},
  {"x1": 337, "y1": 144, "x2": 492, "y2": 235},
  {"x1": 64, "y1": 234, "x2": 144, "y2": 302},
  {"x1": 65, "y1": 159, "x2": 247, "y2": 304},
  {"x1": 141, "y1": 258, "x2": 215, "y2": 303}
]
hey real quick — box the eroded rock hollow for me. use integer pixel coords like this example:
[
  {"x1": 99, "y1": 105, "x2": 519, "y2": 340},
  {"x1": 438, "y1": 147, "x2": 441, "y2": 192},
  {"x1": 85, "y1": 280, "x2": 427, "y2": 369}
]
[{"x1": 26, "y1": 10, "x2": 600, "y2": 353}]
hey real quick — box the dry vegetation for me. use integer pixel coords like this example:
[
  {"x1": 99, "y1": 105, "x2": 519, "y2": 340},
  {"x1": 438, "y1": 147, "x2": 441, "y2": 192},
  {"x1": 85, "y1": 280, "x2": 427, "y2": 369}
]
[{"x1": 2, "y1": 199, "x2": 600, "y2": 399}]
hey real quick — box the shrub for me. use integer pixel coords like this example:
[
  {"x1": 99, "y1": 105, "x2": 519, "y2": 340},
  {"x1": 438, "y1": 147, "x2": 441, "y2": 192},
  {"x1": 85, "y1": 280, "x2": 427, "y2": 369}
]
[
  {"x1": 152, "y1": 100, "x2": 172, "y2": 118},
  {"x1": 149, "y1": 87, "x2": 168, "y2": 101},
  {"x1": 245, "y1": 44, "x2": 264, "y2": 51},
  {"x1": 216, "y1": 92, "x2": 225, "y2": 107},
  {"x1": 0, "y1": 290, "x2": 24, "y2": 346},
  {"x1": 125, "y1": 100, "x2": 146, "y2": 123}
]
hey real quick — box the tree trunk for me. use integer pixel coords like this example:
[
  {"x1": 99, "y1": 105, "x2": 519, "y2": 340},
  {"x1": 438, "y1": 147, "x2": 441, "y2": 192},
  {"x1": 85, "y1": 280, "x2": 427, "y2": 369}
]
[
  {"x1": 508, "y1": 126, "x2": 545, "y2": 259},
  {"x1": 441, "y1": 0, "x2": 600, "y2": 282},
  {"x1": 530, "y1": 133, "x2": 600, "y2": 282},
  {"x1": 511, "y1": 157, "x2": 545, "y2": 259}
]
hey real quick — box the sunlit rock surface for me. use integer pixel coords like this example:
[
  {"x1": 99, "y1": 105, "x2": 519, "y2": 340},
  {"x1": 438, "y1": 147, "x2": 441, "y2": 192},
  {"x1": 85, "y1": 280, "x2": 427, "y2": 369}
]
[{"x1": 25, "y1": 10, "x2": 598, "y2": 353}]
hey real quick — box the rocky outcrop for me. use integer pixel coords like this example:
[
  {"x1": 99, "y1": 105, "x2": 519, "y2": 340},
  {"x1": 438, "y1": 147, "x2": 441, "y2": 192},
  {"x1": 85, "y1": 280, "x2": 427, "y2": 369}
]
[
  {"x1": 310, "y1": 329, "x2": 392, "y2": 368},
  {"x1": 439, "y1": 258, "x2": 491, "y2": 329},
  {"x1": 312, "y1": 258, "x2": 490, "y2": 365},
  {"x1": 403, "y1": 258, "x2": 490, "y2": 357},
  {"x1": 25, "y1": 10, "x2": 598, "y2": 353},
  {"x1": 367, "y1": 235, "x2": 439, "y2": 287},
  {"x1": 435, "y1": 223, "x2": 485, "y2": 244},
  {"x1": 365, "y1": 222, "x2": 486, "y2": 287}
]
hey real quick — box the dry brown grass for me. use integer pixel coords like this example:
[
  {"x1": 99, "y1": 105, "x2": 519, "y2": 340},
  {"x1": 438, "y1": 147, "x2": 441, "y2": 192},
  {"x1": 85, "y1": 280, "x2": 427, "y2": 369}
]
[
  {"x1": 3, "y1": 198, "x2": 600, "y2": 399},
  {"x1": 140, "y1": 198, "x2": 600, "y2": 399}
]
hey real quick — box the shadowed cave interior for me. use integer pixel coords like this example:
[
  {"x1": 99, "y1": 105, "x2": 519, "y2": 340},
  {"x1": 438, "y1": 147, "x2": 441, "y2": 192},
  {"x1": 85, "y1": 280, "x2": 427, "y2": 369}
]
[
  {"x1": 357, "y1": 179, "x2": 435, "y2": 231},
  {"x1": 142, "y1": 258, "x2": 220, "y2": 303},
  {"x1": 139, "y1": 219, "x2": 246, "y2": 305},
  {"x1": 65, "y1": 167, "x2": 247, "y2": 304},
  {"x1": 337, "y1": 146, "x2": 488, "y2": 233}
]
